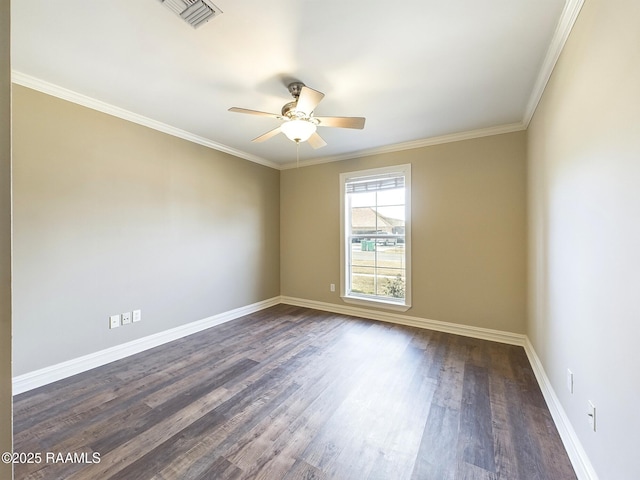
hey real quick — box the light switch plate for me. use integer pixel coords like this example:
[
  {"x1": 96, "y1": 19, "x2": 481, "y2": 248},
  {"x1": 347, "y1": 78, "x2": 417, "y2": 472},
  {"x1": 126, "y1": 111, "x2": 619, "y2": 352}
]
[
  {"x1": 109, "y1": 314, "x2": 121, "y2": 329},
  {"x1": 588, "y1": 401, "x2": 596, "y2": 431}
]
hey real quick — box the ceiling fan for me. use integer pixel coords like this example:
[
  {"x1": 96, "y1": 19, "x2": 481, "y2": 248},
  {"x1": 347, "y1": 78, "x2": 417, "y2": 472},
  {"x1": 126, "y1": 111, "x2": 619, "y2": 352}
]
[{"x1": 229, "y1": 82, "x2": 365, "y2": 149}]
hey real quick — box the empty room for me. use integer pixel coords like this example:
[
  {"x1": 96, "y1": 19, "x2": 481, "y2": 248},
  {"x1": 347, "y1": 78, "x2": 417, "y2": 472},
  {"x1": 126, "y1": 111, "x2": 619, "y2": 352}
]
[{"x1": 1, "y1": 0, "x2": 639, "y2": 479}]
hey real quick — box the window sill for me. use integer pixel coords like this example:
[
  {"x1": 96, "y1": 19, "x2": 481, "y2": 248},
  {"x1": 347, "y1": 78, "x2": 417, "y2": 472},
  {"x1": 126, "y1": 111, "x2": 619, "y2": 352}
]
[{"x1": 341, "y1": 295, "x2": 411, "y2": 312}]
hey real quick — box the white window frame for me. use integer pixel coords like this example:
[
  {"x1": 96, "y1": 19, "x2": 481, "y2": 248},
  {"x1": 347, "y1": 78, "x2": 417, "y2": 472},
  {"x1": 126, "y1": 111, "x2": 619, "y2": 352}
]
[{"x1": 339, "y1": 164, "x2": 412, "y2": 311}]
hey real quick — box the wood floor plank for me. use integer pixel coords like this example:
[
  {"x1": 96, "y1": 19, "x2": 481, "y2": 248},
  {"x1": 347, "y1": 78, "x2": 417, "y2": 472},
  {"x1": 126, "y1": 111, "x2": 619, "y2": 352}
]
[
  {"x1": 410, "y1": 403, "x2": 460, "y2": 480},
  {"x1": 431, "y1": 334, "x2": 467, "y2": 410},
  {"x1": 281, "y1": 458, "x2": 327, "y2": 480},
  {"x1": 221, "y1": 319, "x2": 373, "y2": 479},
  {"x1": 503, "y1": 379, "x2": 551, "y2": 480},
  {"x1": 457, "y1": 460, "x2": 498, "y2": 480},
  {"x1": 297, "y1": 322, "x2": 415, "y2": 478},
  {"x1": 366, "y1": 344, "x2": 438, "y2": 480},
  {"x1": 487, "y1": 376, "x2": 520, "y2": 480},
  {"x1": 331, "y1": 330, "x2": 429, "y2": 480},
  {"x1": 103, "y1": 370, "x2": 303, "y2": 479},
  {"x1": 192, "y1": 456, "x2": 244, "y2": 480},
  {"x1": 529, "y1": 406, "x2": 578, "y2": 480},
  {"x1": 223, "y1": 319, "x2": 362, "y2": 472},
  {"x1": 13, "y1": 305, "x2": 577, "y2": 480},
  {"x1": 459, "y1": 364, "x2": 496, "y2": 473}
]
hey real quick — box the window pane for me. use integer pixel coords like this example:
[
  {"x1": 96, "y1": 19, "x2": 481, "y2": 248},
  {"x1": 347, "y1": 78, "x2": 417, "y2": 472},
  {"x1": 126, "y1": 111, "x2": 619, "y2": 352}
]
[
  {"x1": 351, "y1": 244, "x2": 376, "y2": 266},
  {"x1": 341, "y1": 164, "x2": 410, "y2": 307},
  {"x1": 349, "y1": 200, "x2": 406, "y2": 296},
  {"x1": 377, "y1": 188, "x2": 405, "y2": 206},
  {"x1": 377, "y1": 269, "x2": 406, "y2": 299},
  {"x1": 351, "y1": 267, "x2": 375, "y2": 295},
  {"x1": 376, "y1": 245, "x2": 405, "y2": 270},
  {"x1": 350, "y1": 191, "x2": 376, "y2": 207},
  {"x1": 351, "y1": 206, "x2": 377, "y2": 234},
  {"x1": 376, "y1": 206, "x2": 404, "y2": 237}
]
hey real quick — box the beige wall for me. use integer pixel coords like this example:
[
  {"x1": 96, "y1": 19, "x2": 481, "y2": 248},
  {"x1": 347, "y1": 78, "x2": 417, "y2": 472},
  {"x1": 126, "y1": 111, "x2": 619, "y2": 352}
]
[
  {"x1": 528, "y1": 0, "x2": 640, "y2": 477},
  {"x1": 12, "y1": 85, "x2": 280, "y2": 375},
  {"x1": 0, "y1": 0, "x2": 12, "y2": 477},
  {"x1": 282, "y1": 132, "x2": 527, "y2": 333}
]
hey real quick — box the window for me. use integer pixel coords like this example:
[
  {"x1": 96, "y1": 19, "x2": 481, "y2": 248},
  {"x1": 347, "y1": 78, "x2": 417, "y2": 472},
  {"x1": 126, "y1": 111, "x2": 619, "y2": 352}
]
[{"x1": 340, "y1": 164, "x2": 411, "y2": 311}]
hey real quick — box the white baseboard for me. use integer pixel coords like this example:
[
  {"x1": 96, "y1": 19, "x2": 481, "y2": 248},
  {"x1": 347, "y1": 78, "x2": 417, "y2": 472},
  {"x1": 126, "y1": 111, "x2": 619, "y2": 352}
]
[
  {"x1": 12, "y1": 294, "x2": 597, "y2": 479},
  {"x1": 523, "y1": 338, "x2": 599, "y2": 480},
  {"x1": 13, "y1": 295, "x2": 524, "y2": 396},
  {"x1": 280, "y1": 296, "x2": 526, "y2": 346},
  {"x1": 12, "y1": 296, "x2": 280, "y2": 395}
]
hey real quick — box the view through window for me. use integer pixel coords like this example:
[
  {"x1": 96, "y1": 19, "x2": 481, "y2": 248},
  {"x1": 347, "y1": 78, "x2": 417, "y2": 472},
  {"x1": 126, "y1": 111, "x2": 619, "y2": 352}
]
[{"x1": 341, "y1": 165, "x2": 411, "y2": 308}]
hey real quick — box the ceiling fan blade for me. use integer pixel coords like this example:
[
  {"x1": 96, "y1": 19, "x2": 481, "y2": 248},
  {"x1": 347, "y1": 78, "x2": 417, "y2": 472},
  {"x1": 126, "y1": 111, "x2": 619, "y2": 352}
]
[
  {"x1": 229, "y1": 107, "x2": 281, "y2": 119},
  {"x1": 307, "y1": 132, "x2": 327, "y2": 149},
  {"x1": 295, "y1": 87, "x2": 325, "y2": 115},
  {"x1": 252, "y1": 126, "x2": 282, "y2": 143},
  {"x1": 315, "y1": 116, "x2": 366, "y2": 129}
]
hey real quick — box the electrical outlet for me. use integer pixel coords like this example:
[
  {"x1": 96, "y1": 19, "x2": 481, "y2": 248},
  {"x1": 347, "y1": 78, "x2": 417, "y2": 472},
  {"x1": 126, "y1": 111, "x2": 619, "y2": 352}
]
[
  {"x1": 122, "y1": 312, "x2": 132, "y2": 325},
  {"x1": 587, "y1": 401, "x2": 596, "y2": 431},
  {"x1": 132, "y1": 309, "x2": 142, "y2": 323},
  {"x1": 567, "y1": 369, "x2": 574, "y2": 394},
  {"x1": 330, "y1": 283, "x2": 336, "y2": 292},
  {"x1": 109, "y1": 314, "x2": 121, "y2": 329}
]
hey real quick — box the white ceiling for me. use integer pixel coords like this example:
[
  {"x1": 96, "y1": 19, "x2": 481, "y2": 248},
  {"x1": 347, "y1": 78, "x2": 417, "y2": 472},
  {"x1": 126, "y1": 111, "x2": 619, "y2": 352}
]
[{"x1": 11, "y1": 0, "x2": 574, "y2": 168}]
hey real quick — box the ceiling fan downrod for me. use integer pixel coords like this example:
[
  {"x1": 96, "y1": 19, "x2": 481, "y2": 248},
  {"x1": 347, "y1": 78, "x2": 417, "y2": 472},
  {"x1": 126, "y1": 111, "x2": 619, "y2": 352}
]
[{"x1": 287, "y1": 82, "x2": 305, "y2": 100}]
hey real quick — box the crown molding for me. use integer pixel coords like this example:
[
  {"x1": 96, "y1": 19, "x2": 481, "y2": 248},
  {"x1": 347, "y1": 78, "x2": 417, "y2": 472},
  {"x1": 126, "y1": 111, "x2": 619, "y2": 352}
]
[
  {"x1": 523, "y1": 0, "x2": 585, "y2": 126},
  {"x1": 12, "y1": 72, "x2": 525, "y2": 171},
  {"x1": 13, "y1": 0, "x2": 583, "y2": 172},
  {"x1": 11, "y1": 71, "x2": 280, "y2": 170},
  {"x1": 280, "y1": 122, "x2": 526, "y2": 170},
  {"x1": 284, "y1": 0, "x2": 586, "y2": 170}
]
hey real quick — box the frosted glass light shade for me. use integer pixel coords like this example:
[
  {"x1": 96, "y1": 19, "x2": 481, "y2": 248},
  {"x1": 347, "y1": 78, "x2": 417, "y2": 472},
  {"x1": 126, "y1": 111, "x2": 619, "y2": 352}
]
[{"x1": 281, "y1": 119, "x2": 317, "y2": 142}]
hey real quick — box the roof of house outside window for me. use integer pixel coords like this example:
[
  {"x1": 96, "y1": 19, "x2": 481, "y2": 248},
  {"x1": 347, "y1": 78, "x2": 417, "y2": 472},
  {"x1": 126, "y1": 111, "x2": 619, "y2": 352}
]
[{"x1": 351, "y1": 207, "x2": 404, "y2": 233}]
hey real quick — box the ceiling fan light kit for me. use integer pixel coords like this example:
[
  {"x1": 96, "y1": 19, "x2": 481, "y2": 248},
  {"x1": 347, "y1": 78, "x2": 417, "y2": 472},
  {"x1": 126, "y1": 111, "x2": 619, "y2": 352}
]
[
  {"x1": 229, "y1": 81, "x2": 366, "y2": 149},
  {"x1": 281, "y1": 119, "x2": 317, "y2": 143}
]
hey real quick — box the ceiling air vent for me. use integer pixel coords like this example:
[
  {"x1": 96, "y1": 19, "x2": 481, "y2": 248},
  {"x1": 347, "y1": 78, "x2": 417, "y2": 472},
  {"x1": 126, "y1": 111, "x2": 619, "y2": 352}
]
[{"x1": 158, "y1": 0, "x2": 223, "y2": 29}]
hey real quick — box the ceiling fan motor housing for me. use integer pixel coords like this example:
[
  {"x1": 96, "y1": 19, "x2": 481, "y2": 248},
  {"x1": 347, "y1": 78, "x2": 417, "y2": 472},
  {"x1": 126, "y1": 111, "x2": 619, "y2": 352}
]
[
  {"x1": 287, "y1": 82, "x2": 305, "y2": 99},
  {"x1": 281, "y1": 101, "x2": 319, "y2": 124},
  {"x1": 281, "y1": 101, "x2": 297, "y2": 118}
]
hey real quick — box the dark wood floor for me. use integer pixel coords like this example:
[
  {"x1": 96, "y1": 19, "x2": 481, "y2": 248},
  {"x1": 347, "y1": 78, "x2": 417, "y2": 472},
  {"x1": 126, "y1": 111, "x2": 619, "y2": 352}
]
[{"x1": 13, "y1": 305, "x2": 576, "y2": 480}]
